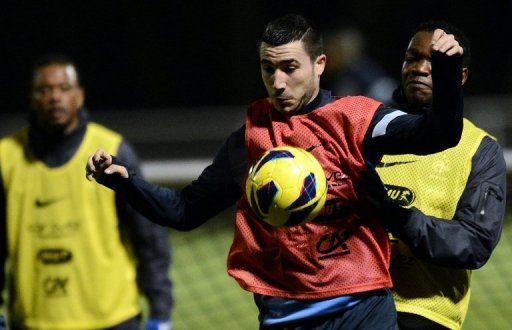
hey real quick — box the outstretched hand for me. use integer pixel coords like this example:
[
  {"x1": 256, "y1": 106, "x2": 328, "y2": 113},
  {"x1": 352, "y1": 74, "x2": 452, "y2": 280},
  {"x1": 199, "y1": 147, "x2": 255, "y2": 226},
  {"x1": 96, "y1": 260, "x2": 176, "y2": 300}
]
[
  {"x1": 86, "y1": 148, "x2": 129, "y2": 182},
  {"x1": 431, "y1": 28, "x2": 464, "y2": 56}
]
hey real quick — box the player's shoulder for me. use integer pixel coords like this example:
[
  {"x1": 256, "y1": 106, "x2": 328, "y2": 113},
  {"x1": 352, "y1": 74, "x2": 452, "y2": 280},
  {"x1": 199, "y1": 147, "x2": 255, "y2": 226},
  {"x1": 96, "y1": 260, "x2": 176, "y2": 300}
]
[
  {"x1": 0, "y1": 127, "x2": 29, "y2": 145},
  {"x1": 87, "y1": 122, "x2": 123, "y2": 140},
  {"x1": 332, "y1": 95, "x2": 381, "y2": 105},
  {"x1": 86, "y1": 122, "x2": 125, "y2": 156},
  {"x1": 330, "y1": 95, "x2": 382, "y2": 114},
  {"x1": 463, "y1": 118, "x2": 481, "y2": 130},
  {"x1": 462, "y1": 118, "x2": 500, "y2": 144},
  {"x1": 332, "y1": 95, "x2": 378, "y2": 102},
  {"x1": 467, "y1": 120, "x2": 505, "y2": 171}
]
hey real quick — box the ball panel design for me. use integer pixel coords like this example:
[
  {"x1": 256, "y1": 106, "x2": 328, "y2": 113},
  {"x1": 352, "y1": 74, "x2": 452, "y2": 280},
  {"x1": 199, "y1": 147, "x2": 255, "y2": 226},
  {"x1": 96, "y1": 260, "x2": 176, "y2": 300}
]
[
  {"x1": 251, "y1": 161, "x2": 276, "y2": 184},
  {"x1": 287, "y1": 172, "x2": 317, "y2": 210},
  {"x1": 248, "y1": 185, "x2": 264, "y2": 219},
  {"x1": 256, "y1": 180, "x2": 279, "y2": 215},
  {"x1": 254, "y1": 149, "x2": 295, "y2": 174},
  {"x1": 286, "y1": 199, "x2": 321, "y2": 226}
]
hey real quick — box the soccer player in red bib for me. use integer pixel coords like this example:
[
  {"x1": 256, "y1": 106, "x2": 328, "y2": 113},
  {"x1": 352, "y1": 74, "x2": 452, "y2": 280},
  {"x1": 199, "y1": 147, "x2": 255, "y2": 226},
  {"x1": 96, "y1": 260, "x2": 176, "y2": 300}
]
[{"x1": 86, "y1": 14, "x2": 465, "y2": 329}]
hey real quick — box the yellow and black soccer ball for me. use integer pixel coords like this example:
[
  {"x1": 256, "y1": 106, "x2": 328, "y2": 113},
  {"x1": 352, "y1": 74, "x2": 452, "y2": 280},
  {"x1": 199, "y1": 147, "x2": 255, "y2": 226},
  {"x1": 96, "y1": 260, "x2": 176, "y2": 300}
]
[{"x1": 245, "y1": 146, "x2": 327, "y2": 227}]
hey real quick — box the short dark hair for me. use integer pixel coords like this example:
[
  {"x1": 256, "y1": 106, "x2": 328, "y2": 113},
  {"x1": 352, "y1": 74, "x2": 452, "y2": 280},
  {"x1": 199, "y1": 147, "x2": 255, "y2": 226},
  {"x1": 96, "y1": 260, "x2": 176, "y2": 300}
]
[
  {"x1": 259, "y1": 14, "x2": 323, "y2": 60},
  {"x1": 32, "y1": 53, "x2": 81, "y2": 85},
  {"x1": 412, "y1": 20, "x2": 471, "y2": 67}
]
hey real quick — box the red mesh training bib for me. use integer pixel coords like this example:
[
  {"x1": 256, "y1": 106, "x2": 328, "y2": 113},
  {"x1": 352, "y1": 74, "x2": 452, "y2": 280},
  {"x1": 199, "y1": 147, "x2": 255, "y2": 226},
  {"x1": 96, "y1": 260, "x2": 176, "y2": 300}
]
[{"x1": 227, "y1": 96, "x2": 392, "y2": 299}]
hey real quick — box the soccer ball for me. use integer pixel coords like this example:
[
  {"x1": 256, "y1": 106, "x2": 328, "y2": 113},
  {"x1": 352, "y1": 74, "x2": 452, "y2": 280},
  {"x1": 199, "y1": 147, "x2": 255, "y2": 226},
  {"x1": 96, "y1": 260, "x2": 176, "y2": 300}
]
[{"x1": 245, "y1": 146, "x2": 328, "y2": 227}]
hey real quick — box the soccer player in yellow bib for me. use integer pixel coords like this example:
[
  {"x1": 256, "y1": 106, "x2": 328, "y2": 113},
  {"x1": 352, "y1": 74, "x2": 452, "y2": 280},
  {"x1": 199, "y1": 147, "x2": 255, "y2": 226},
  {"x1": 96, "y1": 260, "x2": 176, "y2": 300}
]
[
  {"x1": 0, "y1": 55, "x2": 173, "y2": 330},
  {"x1": 366, "y1": 21, "x2": 506, "y2": 329}
]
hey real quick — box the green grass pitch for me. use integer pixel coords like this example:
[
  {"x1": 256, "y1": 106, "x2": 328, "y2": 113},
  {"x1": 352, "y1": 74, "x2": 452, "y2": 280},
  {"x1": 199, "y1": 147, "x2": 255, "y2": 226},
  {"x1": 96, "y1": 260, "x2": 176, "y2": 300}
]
[{"x1": 168, "y1": 212, "x2": 512, "y2": 329}]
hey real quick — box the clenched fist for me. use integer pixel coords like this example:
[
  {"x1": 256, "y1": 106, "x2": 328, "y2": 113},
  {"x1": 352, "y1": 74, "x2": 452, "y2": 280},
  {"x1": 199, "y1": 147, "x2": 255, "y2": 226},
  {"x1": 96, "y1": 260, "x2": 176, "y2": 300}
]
[{"x1": 86, "y1": 148, "x2": 129, "y2": 182}]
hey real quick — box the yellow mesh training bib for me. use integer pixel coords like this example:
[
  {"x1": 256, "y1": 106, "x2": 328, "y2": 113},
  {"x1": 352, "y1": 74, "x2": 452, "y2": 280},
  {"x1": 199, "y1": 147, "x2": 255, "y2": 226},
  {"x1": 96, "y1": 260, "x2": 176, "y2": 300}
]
[
  {"x1": 0, "y1": 123, "x2": 140, "y2": 330},
  {"x1": 377, "y1": 119, "x2": 489, "y2": 330}
]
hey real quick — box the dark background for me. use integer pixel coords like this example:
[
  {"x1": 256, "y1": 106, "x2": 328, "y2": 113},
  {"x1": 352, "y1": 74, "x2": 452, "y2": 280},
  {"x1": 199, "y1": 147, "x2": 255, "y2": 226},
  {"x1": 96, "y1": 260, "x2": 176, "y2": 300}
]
[{"x1": 2, "y1": 0, "x2": 511, "y2": 113}]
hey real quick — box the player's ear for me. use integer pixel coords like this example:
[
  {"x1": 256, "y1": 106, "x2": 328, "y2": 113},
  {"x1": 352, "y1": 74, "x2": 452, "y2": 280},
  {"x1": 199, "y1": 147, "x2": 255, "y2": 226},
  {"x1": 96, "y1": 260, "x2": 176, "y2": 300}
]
[
  {"x1": 461, "y1": 68, "x2": 468, "y2": 86},
  {"x1": 315, "y1": 54, "x2": 326, "y2": 76},
  {"x1": 77, "y1": 86, "x2": 85, "y2": 108}
]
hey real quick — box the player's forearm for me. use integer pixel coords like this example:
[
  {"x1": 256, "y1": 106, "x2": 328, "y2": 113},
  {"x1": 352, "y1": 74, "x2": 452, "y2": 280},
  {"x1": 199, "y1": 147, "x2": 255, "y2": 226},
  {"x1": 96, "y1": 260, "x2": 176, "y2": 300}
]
[
  {"x1": 388, "y1": 206, "x2": 502, "y2": 269},
  {"x1": 384, "y1": 138, "x2": 506, "y2": 269},
  {"x1": 110, "y1": 175, "x2": 200, "y2": 230},
  {"x1": 366, "y1": 54, "x2": 463, "y2": 158},
  {"x1": 399, "y1": 53, "x2": 463, "y2": 154},
  {"x1": 114, "y1": 143, "x2": 200, "y2": 228},
  {"x1": 422, "y1": 53, "x2": 464, "y2": 152},
  {"x1": 101, "y1": 132, "x2": 244, "y2": 229}
]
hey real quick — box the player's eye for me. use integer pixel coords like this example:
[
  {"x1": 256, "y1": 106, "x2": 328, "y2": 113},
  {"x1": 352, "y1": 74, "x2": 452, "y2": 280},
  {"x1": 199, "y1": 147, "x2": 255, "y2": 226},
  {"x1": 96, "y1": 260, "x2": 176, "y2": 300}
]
[
  {"x1": 262, "y1": 66, "x2": 275, "y2": 75},
  {"x1": 404, "y1": 55, "x2": 416, "y2": 63},
  {"x1": 283, "y1": 67, "x2": 297, "y2": 73},
  {"x1": 60, "y1": 84, "x2": 73, "y2": 92},
  {"x1": 34, "y1": 87, "x2": 51, "y2": 96}
]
